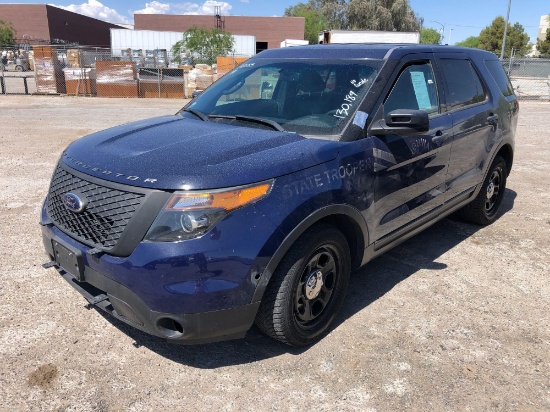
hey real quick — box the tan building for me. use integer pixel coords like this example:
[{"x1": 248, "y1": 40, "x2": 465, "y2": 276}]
[
  {"x1": 538, "y1": 14, "x2": 550, "y2": 42},
  {"x1": 134, "y1": 15, "x2": 305, "y2": 53}
]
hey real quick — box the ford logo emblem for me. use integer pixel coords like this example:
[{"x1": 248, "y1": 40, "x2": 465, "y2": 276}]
[{"x1": 62, "y1": 192, "x2": 87, "y2": 213}]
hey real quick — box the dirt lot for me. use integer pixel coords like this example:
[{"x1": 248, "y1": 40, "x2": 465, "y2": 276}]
[{"x1": 0, "y1": 96, "x2": 548, "y2": 411}]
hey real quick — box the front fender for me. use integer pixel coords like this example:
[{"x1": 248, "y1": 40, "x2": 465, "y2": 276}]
[{"x1": 251, "y1": 203, "x2": 368, "y2": 303}]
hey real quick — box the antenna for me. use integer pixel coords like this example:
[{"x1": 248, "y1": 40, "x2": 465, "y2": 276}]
[{"x1": 215, "y1": 6, "x2": 225, "y2": 31}]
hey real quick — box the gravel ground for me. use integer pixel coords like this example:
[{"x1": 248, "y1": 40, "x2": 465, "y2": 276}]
[{"x1": 0, "y1": 96, "x2": 548, "y2": 411}]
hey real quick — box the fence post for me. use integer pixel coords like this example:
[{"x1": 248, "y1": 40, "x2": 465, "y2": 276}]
[
  {"x1": 0, "y1": 76, "x2": 5, "y2": 94},
  {"x1": 507, "y1": 49, "x2": 515, "y2": 76},
  {"x1": 158, "y1": 68, "x2": 161, "y2": 98}
]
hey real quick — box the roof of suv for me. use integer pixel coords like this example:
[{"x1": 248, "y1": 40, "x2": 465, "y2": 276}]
[{"x1": 255, "y1": 44, "x2": 499, "y2": 61}]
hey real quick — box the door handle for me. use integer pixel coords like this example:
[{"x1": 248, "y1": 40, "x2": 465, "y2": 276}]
[
  {"x1": 432, "y1": 131, "x2": 449, "y2": 144},
  {"x1": 487, "y1": 113, "x2": 499, "y2": 125}
]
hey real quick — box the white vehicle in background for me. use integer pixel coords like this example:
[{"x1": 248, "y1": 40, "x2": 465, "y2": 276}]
[
  {"x1": 319, "y1": 30, "x2": 420, "y2": 44},
  {"x1": 280, "y1": 39, "x2": 309, "y2": 47}
]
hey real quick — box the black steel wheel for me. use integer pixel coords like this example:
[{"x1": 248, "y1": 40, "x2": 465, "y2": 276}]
[
  {"x1": 15, "y1": 65, "x2": 23, "y2": 72},
  {"x1": 459, "y1": 156, "x2": 507, "y2": 225},
  {"x1": 255, "y1": 224, "x2": 350, "y2": 347}
]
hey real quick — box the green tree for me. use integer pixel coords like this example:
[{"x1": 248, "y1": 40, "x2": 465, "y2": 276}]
[
  {"x1": 478, "y1": 16, "x2": 529, "y2": 57},
  {"x1": 346, "y1": 0, "x2": 421, "y2": 31},
  {"x1": 0, "y1": 19, "x2": 16, "y2": 46},
  {"x1": 298, "y1": 0, "x2": 346, "y2": 30},
  {"x1": 285, "y1": 2, "x2": 326, "y2": 44},
  {"x1": 537, "y1": 28, "x2": 550, "y2": 57},
  {"x1": 171, "y1": 27, "x2": 234, "y2": 66},
  {"x1": 420, "y1": 28, "x2": 441, "y2": 44},
  {"x1": 284, "y1": 0, "x2": 421, "y2": 31},
  {"x1": 456, "y1": 36, "x2": 480, "y2": 49}
]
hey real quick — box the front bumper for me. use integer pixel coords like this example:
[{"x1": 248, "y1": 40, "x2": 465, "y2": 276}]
[{"x1": 42, "y1": 231, "x2": 260, "y2": 344}]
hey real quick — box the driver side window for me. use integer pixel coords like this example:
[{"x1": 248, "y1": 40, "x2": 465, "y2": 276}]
[{"x1": 384, "y1": 62, "x2": 439, "y2": 118}]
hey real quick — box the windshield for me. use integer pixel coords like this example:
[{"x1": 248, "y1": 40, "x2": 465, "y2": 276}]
[{"x1": 181, "y1": 59, "x2": 383, "y2": 138}]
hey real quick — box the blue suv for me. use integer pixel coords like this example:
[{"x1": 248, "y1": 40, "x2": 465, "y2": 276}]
[{"x1": 41, "y1": 44, "x2": 517, "y2": 346}]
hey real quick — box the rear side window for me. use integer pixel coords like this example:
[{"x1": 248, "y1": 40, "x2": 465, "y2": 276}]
[
  {"x1": 485, "y1": 60, "x2": 514, "y2": 97},
  {"x1": 439, "y1": 59, "x2": 486, "y2": 110}
]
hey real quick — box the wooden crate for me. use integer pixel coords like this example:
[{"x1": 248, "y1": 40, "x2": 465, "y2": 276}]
[
  {"x1": 33, "y1": 46, "x2": 66, "y2": 94},
  {"x1": 96, "y1": 82, "x2": 139, "y2": 98},
  {"x1": 216, "y1": 56, "x2": 249, "y2": 72},
  {"x1": 139, "y1": 80, "x2": 185, "y2": 99},
  {"x1": 65, "y1": 79, "x2": 97, "y2": 95}
]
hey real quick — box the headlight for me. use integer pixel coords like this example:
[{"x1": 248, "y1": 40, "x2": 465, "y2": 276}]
[{"x1": 145, "y1": 181, "x2": 273, "y2": 242}]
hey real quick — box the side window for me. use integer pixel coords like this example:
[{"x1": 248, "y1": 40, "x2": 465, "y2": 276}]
[
  {"x1": 439, "y1": 59, "x2": 486, "y2": 110},
  {"x1": 485, "y1": 59, "x2": 514, "y2": 97},
  {"x1": 384, "y1": 62, "x2": 439, "y2": 117}
]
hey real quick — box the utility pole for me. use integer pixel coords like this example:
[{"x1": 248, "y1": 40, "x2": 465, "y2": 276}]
[
  {"x1": 431, "y1": 21, "x2": 445, "y2": 44},
  {"x1": 500, "y1": 0, "x2": 512, "y2": 59}
]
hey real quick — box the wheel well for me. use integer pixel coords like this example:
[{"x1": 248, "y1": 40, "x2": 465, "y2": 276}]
[
  {"x1": 316, "y1": 214, "x2": 365, "y2": 271},
  {"x1": 496, "y1": 144, "x2": 513, "y2": 176}
]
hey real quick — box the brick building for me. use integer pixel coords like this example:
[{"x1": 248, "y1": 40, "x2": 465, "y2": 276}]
[
  {"x1": 134, "y1": 15, "x2": 305, "y2": 53},
  {"x1": 0, "y1": 4, "x2": 125, "y2": 47},
  {"x1": 0, "y1": 4, "x2": 305, "y2": 52}
]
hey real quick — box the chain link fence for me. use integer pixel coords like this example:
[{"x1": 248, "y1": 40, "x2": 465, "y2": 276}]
[
  {"x1": 503, "y1": 58, "x2": 550, "y2": 100},
  {"x1": 1, "y1": 44, "x2": 252, "y2": 98},
  {"x1": 5, "y1": 45, "x2": 548, "y2": 101}
]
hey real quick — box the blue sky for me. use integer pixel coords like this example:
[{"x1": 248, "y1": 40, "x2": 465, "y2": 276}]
[{"x1": 11, "y1": 0, "x2": 549, "y2": 44}]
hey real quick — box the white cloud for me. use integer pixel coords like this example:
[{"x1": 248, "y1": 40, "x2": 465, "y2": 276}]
[
  {"x1": 134, "y1": 1, "x2": 232, "y2": 16},
  {"x1": 49, "y1": 1, "x2": 233, "y2": 24},
  {"x1": 194, "y1": 1, "x2": 232, "y2": 15},
  {"x1": 49, "y1": 0, "x2": 131, "y2": 24},
  {"x1": 134, "y1": 1, "x2": 172, "y2": 14}
]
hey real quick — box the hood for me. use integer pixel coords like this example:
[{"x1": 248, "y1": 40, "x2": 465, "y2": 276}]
[{"x1": 62, "y1": 115, "x2": 341, "y2": 190}]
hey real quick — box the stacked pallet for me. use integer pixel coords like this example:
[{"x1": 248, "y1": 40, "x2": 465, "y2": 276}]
[
  {"x1": 63, "y1": 68, "x2": 97, "y2": 95},
  {"x1": 96, "y1": 61, "x2": 138, "y2": 98},
  {"x1": 139, "y1": 68, "x2": 185, "y2": 99},
  {"x1": 33, "y1": 46, "x2": 66, "y2": 94}
]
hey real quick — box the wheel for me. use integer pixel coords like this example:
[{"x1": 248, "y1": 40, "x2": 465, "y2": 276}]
[
  {"x1": 458, "y1": 156, "x2": 507, "y2": 225},
  {"x1": 256, "y1": 224, "x2": 351, "y2": 346},
  {"x1": 15, "y1": 65, "x2": 23, "y2": 72}
]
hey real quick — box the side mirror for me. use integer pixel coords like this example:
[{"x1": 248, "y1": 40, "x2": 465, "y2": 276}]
[{"x1": 370, "y1": 109, "x2": 429, "y2": 135}]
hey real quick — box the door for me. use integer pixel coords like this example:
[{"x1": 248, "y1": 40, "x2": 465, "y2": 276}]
[
  {"x1": 435, "y1": 55, "x2": 497, "y2": 201},
  {"x1": 368, "y1": 58, "x2": 453, "y2": 241}
]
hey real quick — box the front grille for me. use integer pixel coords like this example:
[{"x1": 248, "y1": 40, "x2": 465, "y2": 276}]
[{"x1": 46, "y1": 166, "x2": 145, "y2": 250}]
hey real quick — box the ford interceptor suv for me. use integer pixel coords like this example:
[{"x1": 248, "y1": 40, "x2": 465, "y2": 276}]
[{"x1": 40, "y1": 44, "x2": 517, "y2": 347}]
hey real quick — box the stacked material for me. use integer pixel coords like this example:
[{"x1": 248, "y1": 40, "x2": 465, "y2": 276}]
[
  {"x1": 184, "y1": 65, "x2": 218, "y2": 97},
  {"x1": 63, "y1": 68, "x2": 97, "y2": 95},
  {"x1": 66, "y1": 49, "x2": 84, "y2": 68},
  {"x1": 96, "y1": 61, "x2": 138, "y2": 98},
  {"x1": 33, "y1": 46, "x2": 66, "y2": 94},
  {"x1": 139, "y1": 68, "x2": 185, "y2": 99},
  {"x1": 216, "y1": 56, "x2": 249, "y2": 74}
]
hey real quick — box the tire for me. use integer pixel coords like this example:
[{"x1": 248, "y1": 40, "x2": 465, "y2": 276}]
[
  {"x1": 15, "y1": 65, "x2": 23, "y2": 72},
  {"x1": 255, "y1": 223, "x2": 351, "y2": 347},
  {"x1": 458, "y1": 156, "x2": 507, "y2": 225}
]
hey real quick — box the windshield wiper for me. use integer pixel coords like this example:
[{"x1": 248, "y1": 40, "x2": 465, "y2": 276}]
[
  {"x1": 182, "y1": 108, "x2": 209, "y2": 122},
  {"x1": 208, "y1": 114, "x2": 285, "y2": 132}
]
